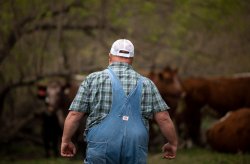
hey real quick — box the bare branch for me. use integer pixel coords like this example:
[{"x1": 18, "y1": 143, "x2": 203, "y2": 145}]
[
  {"x1": 24, "y1": 23, "x2": 119, "y2": 36},
  {"x1": 0, "y1": 0, "x2": 85, "y2": 65},
  {"x1": 18, "y1": 1, "x2": 84, "y2": 29},
  {"x1": 0, "y1": 65, "x2": 102, "y2": 116}
]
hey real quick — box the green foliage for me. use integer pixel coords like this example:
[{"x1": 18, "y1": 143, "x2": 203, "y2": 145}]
[
  {"x1": 108, "y1": 0, "x2": 135, "y2": 28},
  {"x1": 172, "y1": 0, "x2": 248, "y2": 35},
  {"x1": 0, "y1": 2, "x2": 14, "y2": 37},
  {"x1": 140, "y1": 1, "x2": 156, "y2": 14},
  {"x1": 167, "y1": 0, "x2": 250, "y2": 65},
  {"x1": 0, "y1": 0, "x2": 248, "y2": 86}
]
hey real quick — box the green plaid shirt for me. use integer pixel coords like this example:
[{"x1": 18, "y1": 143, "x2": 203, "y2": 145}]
[{"x1": 69, "y1": 62, "x2": 169, "y2": 130}]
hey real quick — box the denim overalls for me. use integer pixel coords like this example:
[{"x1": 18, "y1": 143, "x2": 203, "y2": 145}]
[{"x1": 84, "y1": 68, "x2": 149, "y2": 164}]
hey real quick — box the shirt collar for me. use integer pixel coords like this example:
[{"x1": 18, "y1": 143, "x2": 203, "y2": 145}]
[{"x1": 108, "y1": 62, "x2": 133, "y2": 70}]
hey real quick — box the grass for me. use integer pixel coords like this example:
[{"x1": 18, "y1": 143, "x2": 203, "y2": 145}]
[
  {"x1": 148, "y1": 148, "x2": 250, "y2": 164},
  {"x1": 1, "y1": 146, "x2": 249, "y2": 164}
]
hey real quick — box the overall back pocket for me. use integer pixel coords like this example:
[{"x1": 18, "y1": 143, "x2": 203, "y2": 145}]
[{"x1": 85, "y1": 141, "x2": 107, "y2": 164}]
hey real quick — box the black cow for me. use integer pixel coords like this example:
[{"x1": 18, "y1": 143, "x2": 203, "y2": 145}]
[{"x1": 37, "y1": 78, "x2": 86, "y2": 158}]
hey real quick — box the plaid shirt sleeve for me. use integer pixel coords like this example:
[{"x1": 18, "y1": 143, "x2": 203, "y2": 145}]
[
  {"x1": 141, "y1": 78, "x2": 169, "y2": 120},
  {"x1": 146, "y1": 80, "x2": 169, "y2": 114},
  {"x1": 69, "y1": 79, "x2": 90, "y2": 113},
  {"x1": 150, "y1": 80, "x2": 170, "y2": 113}
]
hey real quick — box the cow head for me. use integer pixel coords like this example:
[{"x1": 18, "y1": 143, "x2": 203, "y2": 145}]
[
  {"x1": 149, "y1": 66, "x2": 184, "y2": 110},
  {"x1": 37, "y1": 80, "x2": 71, "y2": 111}
]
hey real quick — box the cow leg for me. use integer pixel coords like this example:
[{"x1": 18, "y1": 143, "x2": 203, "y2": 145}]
[
  {"x1": 42, "y1": 112, "x2": 51, "y2": 158},
  {"x1": 52, "y1": 135, "x2": 59, "y2": 157},
  {"x1": 183, "y1": 100, "x2": 203, "y2": 146},
  {"x1": 43, "y1": 132, "x2": 51, "y2": 158}
]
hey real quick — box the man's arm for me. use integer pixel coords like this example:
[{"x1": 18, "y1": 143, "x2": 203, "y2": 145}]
[
  {"x1": 61, "y1": 111, "x2": 85, "y2": 157},
  {"x1": 154, "y1": 111, "x2": 178, "y2": 159}
]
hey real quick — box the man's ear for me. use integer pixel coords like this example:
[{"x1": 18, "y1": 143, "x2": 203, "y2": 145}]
[{"x1": 109, "y1": 53, "x2": 112, "y2": 63}]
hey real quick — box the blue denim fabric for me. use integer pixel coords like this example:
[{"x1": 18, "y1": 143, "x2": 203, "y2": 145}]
[{"x1": 84, "y1": 68, "x2": 148, "y2": 164}]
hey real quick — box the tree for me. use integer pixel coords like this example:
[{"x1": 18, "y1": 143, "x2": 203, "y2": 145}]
[
  {"x1": 0, "y1": 0, "x2": 249, "y2": 146},
  {"x1": 0, "y1": 0, "x2": 161, "y2": 143}
]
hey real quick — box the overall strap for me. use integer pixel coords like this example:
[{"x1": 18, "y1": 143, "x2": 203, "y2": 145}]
[
  {"x1": 106, "y1": 68, "x2": 143, "y2": 99},
  {"x1": 106, "y1": 68, "x2": 126, "y2": 98},
  {"x1": 105, "y1": 68, "x2": 144, "y2": 116},
  {"x1": 127, "y1": 77, "x2": 143, "y2": 100},
  {"x1": 106, "y1": 68, "x2": 143, "y2": 98}
]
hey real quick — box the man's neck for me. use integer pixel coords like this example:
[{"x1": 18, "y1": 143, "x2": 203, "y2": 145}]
[{"x1": 109, "y1": 55, "x2": 133, "y2": 65}]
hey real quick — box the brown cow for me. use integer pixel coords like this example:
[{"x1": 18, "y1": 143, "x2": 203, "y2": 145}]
[
  {"x1": 148, "y1": 66, "x2": 183, "y2": 117},
  {"x1": 206, "y1": 108, "x2": 250, "y2": 153},
  {"x1": 147, "y1": 66, "x2": 183, "y2": 150},
  {"x1": 181, "y1": 76, "x2": 250, "y2": 145}
]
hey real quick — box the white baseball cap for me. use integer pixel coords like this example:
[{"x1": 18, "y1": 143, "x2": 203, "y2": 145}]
[{"x1": 110, "y1": 39, "x2": 134, "y2": 58}]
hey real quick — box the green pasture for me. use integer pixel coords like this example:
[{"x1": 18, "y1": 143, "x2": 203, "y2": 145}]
[{"x1": 1, "y1": 147, "x2": 249, "y2": 164}]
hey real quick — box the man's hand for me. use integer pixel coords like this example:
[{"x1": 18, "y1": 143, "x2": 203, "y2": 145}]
[
  {"x1": 61, "y1": 141, "x2": 76, "y2": 157},
  {"x1": 61, "y1": 111, "x2": 84, "y2": 157},
  {"x1": 154, "y1": 111, "x2": 178, "y2": 159},
  {"x1": 162, "y1": 143, "x2": 177, "y2": 159}
]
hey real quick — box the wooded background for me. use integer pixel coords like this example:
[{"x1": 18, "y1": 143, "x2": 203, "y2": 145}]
[{"x1": 0, "y1": 0, "x2": 249, "y2": 158}]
